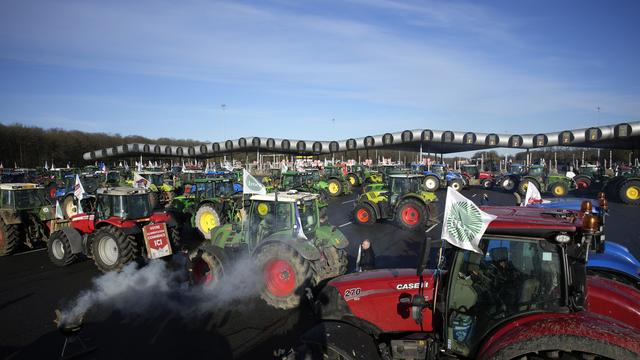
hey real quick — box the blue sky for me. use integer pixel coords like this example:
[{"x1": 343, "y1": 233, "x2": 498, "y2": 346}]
[{"x1": 1, "y1": 0, "x2": 639, "y2": 143}]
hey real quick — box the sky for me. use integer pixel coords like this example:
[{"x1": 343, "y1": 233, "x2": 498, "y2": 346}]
[{"x1": 1, "y1": 0, "x2": 639, "y2": 144}]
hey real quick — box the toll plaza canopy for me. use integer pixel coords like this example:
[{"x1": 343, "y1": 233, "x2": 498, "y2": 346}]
[{"x1": 83, "y1": 121, "x2": 640, "y2": 161}]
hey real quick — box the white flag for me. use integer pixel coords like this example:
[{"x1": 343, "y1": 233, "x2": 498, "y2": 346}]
[
  {"x1": 441, "y1": 187, "x2": 496, "y2": 254},
  {"x1": 294, "y1": 202, "x2": 308, "y2": 240},
  {"x1": 223, "y1": 161, "x2": 234, "y2": 172},
  {"x1": 55, "y1": 200, "x2": 64, "y2": 219},
  {"x1": 523, "y1": 182, "x2": 542, "y2": 206},
  {"x1": 133, "y1": 173, "x2": 150, "y2": 189},
  {"x1": 281, "y1": 163, "x2": 288, "y2": 173},
  {"x1": 242, "y1": 169, "x2": 266, "y2": 195},
  {"x1": 73, "y1": 175, "x2": 86, "y2": 200}
]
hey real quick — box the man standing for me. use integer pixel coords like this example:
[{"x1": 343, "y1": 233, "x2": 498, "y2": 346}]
[{"x1": 356, "y1": 239, "x2": 376, "y2": 271}]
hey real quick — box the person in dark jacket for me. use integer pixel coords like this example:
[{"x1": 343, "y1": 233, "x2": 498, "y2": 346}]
[{"x1": 356, "y1": 239, "x2": 376, "y2": 271}]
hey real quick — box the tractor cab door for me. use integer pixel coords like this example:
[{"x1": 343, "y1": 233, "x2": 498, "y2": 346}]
[
  {"x1": 389, "y1": 178, "x2": 402, "y2": 206},
  {"x1": 249, "y1": 200, "x2": 293, "y2": 248},
  {"x1": 443, "y1": 237, "x2": 565, "y2": 357}
]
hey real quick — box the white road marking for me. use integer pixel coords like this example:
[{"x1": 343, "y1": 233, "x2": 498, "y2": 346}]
[
  {"x1": 15, "y1": 248, "x2": 46, "y2": 256},
  {"x1": 341, "y1": 199, "x2": 355, "y2": 204},
  {"x1": 338, "y1": 221, "x2": 352, "y2": 228}
]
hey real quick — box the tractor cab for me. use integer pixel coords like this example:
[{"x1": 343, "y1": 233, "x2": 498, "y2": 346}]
[
  {"x1": 323, "y1": 166, "x2": 344, "y2": 178},
  {"x1": 0, "y1": 183, "x2": 51, "y2": 211},
  {"x1": 305, "y1": 168, "x2": 321, "y2": 182},
  {"x1": 281, "y1": 171, "x2": 307, "y2": 190},
  {"x1": 508, "y1": 163, "x2": 527, "y2": 175},
  {"x1": 242, "y1": 192, "x2": 321, "y2": 248},
  {"x1": 389, "y1": 174, "x2": 425, "y2": 203},
  {"x1": 189, "y1": 178, "x2": 236, "y2": 200},
  {"x1": 526, "y1": 164, "x2": 546, "y2": 177},
  {"x1": 95, "y1": 187, "x2": 152, "y2": 220},
  {"x1": 460, "y1": 164, "x2": 481, "y2": 178},
  {"x1": 579, "y1": 164, "x2": 601, "y2": 177},
  {"x1": 57, "y1": 174, "x2": 99, "y2": 198}
]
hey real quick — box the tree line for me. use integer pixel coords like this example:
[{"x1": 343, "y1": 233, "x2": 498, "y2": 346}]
[{"x1": 0, "y1": 123, "x2": 203, "y2": 168}]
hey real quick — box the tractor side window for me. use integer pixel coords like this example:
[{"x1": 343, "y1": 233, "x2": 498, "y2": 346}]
[
  {"x1": 446, "y1": 237, "x2": 564, "y2": 357},
  {"x1": 1, "y1": 190, "x2": 12, "y2": 208}
]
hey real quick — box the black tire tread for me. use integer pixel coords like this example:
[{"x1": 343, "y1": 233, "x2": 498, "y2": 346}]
[
  {"x1": 90, "y1": 225, "x2": 137, "y2": 272},
  {"x1": 0, "y1": 219, "x2": 20, "y2": 256},
  {"x1": 47, "y1": 230, "x2": 77, "y2": 266}
]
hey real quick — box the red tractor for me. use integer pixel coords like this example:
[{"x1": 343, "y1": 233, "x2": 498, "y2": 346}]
[
  {"x1": 296, "y1": 205, "x2": 640, "y2": 359},
  {"x1": 460, "y1": 164, "x2": 495, "y2": 189},
  {"x1": 47, "y1": 187, "x2": 179, "y2": 272}
]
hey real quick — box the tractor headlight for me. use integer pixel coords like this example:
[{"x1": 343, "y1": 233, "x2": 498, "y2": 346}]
[{"x1": 555, "y1": 233, "x2": 571, "y2": 243}]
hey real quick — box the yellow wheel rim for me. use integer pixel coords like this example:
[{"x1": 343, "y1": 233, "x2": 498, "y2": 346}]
[
  {"x1": 349, "y1": 176, "x2": 356, "y2": 185},
  {"x1": 522, "y1": 182, "x2": 529, "y2": 190},
  {"x1": 328, "y1": 183, "x2": 339, "y2": 194},
  {"x1": 554, "y1": 186, "x2": 565, "y2": 196},
  {"x1": 626, "y1": 186, "x2": 640, "y2": 200},
  {"x1": 199, "y1": 212, "x2": 219, "y2": 233},
  {"x1": 257, "y1": 202, "x2": 269, "y2": 216}
]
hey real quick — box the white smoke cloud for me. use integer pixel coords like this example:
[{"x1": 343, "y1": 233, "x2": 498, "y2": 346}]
[{"x1": 59, "y1": 253, "x2": 263, "y2": 326}]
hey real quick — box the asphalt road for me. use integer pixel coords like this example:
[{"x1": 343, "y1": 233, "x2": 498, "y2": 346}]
[{"x1": 1, "y1": 187, "x2": 638, "y2": 359}]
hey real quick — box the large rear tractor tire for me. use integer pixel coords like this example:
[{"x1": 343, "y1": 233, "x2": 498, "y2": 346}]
[
  {"x1": 353, "y1": 204, "x2": 376, "y2": 226},
  {"x1": 47, "y1": 230, "x2": 77, "y2": 266},
  {"x1": 517, "y1": 179, "x2": 540, "y2": 196},
  {"x1": 62, "y1": 195, "x2": 77, "y2": 218},
  {"x1": 449, "y1": 179, "x2": 463, "y2": 192},
  {"x1": 327, "y1": 179, "x2": 343, "y2": 197},
  {"x1": 346, "y1": 174, "x2": 358, "y2": 188},
  {"x1": 619, "y1": 180, "x2": 640, "y2": 205},
  {"x1": 574, "y1": 175, "x2": 592, "y2": 191},
  {"x1": 194, "y1": 204, "x2": 222, "y2": 240},
  {"x1": 423, "y1": 175, "x2": 439, "y2": 192},
  {"x1": 396, "y1": 198, "x2": 427, "y2": 230},
  {"x1": 90, "y1": 226, "x2": 137, "y2": 272},
  {"x1": 501, "y1": 177, "x2": 517, "y2": 192},
  {"x1": 487, "y1": 334, "x2": 639, "y2": 360},
  {"x1": 322, "y1": 246, "x2": 348, "y2": 280},
  {"x1": 0, "y1": 219, "x2": 20, "y2": 256},
  {"x1": 550, "y1": 182, "x2": 569, "y2": 197},
  {"x1": 255, "y1": 243, "x2": 312, "y2": 310},
  {"x1": 190, "y1": 244, "x2": 226, "y2": 286}
]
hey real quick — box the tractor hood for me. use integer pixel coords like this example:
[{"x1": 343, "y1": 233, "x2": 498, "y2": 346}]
[{"x1": 317, "y1": 269, "x2": 436, "y2": 333}]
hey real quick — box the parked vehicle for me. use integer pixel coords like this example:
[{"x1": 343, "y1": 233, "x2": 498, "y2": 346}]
[
  {"x1": 417, "y1": 164, "x2": 464, "y2": 192},
  {"x1": 459, "y1": 164, "x2": 495, "y2": 189}
]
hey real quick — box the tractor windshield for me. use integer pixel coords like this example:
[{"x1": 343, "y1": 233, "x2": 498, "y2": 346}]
[
  {"x1": 325, "y1": 167, "x2": 341, "y2": 177},
  {"x1": 148, "y1": 174, "x2": 164, "y2": 186},
  {"x1": 105, "y1": 172, "x2": 121, "y2": 185},
  {"x1": 299, "y1": 200, "x2": 317, "y2": 236},
  {"x1": 98, "y1": 194, "x2": 151, "y2": 219},
  {"x1": 528, "y1": 166, "x2": 545, "y2": 177},
  {"x1": 307, "y1": 170, "x2": 320, "y2": 181},
  {"x1": 446, "y1": 237, "x2": 564, "y2": 357},
  {"x1": 431, "y1": 166, "x2": 445, "y2": 175},
  {"x1": 462, "y1": 166, "x2": 479, "y2": 177},
  {"x1": 215, "y1": 181, "x2": 235, "y2": 197},
  {"x1": 10, "y1": 189, "x2": 50, "y2": 210},
  {"x1": 392, "y1": 178, "x2": 423, "y2": 194},
  {"x1": 510, "y1": 165, "x2": 525, "y2": 175}
]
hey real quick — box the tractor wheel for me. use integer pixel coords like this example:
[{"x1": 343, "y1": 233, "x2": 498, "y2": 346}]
[
  {"x1": 190, "y1": 244, "x2": 226, "y2": 286},
  {"x1": 62, "y1": 196, "x2": 77, "y2": 218},
  {"x1": 47, "y1": 230, "x2": 77, "y2": 267},
  {"x1": 482, "y1": 179, "x2": 493, "y2": 189},
  {"x1": 396, "y1": 198, "x2": 426, "y2": 230},
  {"x1": 619, "y1": 180, "x2": 640, "y2": 205},
  {"x1": 169, "y1": 226, "x2": 182, "y2": 250},
  {"x1": 255, "y1": 243, "x2": 312, "y2": 310},
  {"x1": 90, "y1": 226, "x2": 137, "y2": 272},
  {"x1": 517, "y1": 179, "x2": 540, "y2": 196},
  {"x1": 346, "y1": 174, "x2": 358, "y2": 187},
  {"x1": 487, "y1": 334, "x2": 639, "y2": 360},
  {"x1": 353, "y1": 204, "x2": 376, "y2": 226},
  {"x1": 423, "y1": 175, "x2": 439, "y2": 191},
  {"x1": 501, "y1": 177, "x2": 517, "y2": 192},
  {"x1": 322, "y1": 246, "x2": 348, "y2": 280},
  {"x1": 574, "y1": 175, "x2": 592, "y2": 190},
  {"x1": 449, "y1": 179, "x2": 463, "y2": 192},
  {"x1": 550, "y1": 182, "x2": 569, "y2": 197},
  {"x1": 327, "y1": 179, "x2": 343, "y2": 197},
  {"x1": 0, "y1": 219, "x2": 20, "y2": 256},
  {"x1": 194, "y1": 204, "x2": 221, "y2": 240}
]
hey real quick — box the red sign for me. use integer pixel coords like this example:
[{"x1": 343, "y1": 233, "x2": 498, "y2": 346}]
[{"x1": 143, "y1": 223, "x2": 172, "y2": 259}]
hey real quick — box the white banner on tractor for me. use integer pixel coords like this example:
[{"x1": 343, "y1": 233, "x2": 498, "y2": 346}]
[
  {"x1": 441, "y1": 187, "x2": 496, "y2": 254},
  {"x1": 73, "y1": 175, "x2": 86, "y2": 200},
  {"x1": 243, "y1": 169, "x2": 267, "y2": 195},
  {"x1": 133, "y1": 173, "x2": 150, "y2": 189},
  {"x1": 523, "y1": 182, "x2": 543, "y2": 206}
]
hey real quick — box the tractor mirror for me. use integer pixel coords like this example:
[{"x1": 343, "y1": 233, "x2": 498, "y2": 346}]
[
  {"x1": 411, "y1": 294, "x2": 428, "y2": 324},
  {"x1": 416, "y1": 236, "x2": 431, "y2": 276}
]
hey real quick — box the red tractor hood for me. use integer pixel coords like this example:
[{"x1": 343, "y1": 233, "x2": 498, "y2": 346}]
[{"x1": 320, "y1": 269, "x2": 436, "y2": 333}]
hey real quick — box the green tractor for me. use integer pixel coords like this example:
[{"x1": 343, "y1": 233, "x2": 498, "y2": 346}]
[
  {"x1": 129, "y1": 171, "x2": 175, "y2": 208},
  {"x1": 517, "y1": 164, "x2": 575, "y2": 197},
  {"x1": 345, "y1": 164, "x2": 382, "y2": 188},
  {"x1": 260, "y1": 168, "x2": 282, "y2": 187},
  {"x1": 573, "y1": 164, "x2": 609, "y2": 191},
  {"x1": 353, "y1": 174, "x2": 438, "y2": 230},
  {"x1": 275, "y1": 171, "x2": 330, "y2": 202},
  {"x1": 0, "y1": 183, "x2": 57, "y2": 255},
  {"x1": 604, "y1": 165, "x2": 640, "y2": 205},
  {"x1": 170, "y1": 178, "x2": 241, "y2": 240},
  {"x1": 321, "y1": 166, "x2": 352, "y2": 197},
  {"x1": 189, "y1": 191, "x2": 349, "y2": 309}
]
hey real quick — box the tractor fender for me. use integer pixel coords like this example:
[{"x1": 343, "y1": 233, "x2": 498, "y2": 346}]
[
  {"x1": 58, "y1": 227, "x2": 85, "y2": 254},
  {"x1": 588, "y1": 250, "x2": 640, "y2": 282},
  {"x1": 150, "y1": 211, "x2": 176, "y2": 228},
  {"x1": 604, "y1": 242, "x2": 640, "y2": 267},
  {"x1": 401, "y1": 194, "x2": 432, "y2": 207},
  {"x1": 358, "y1": 199, "x2": 381, "y2": 219},
  {"x1": 253, "y1": 235, "x2": 321, "y2": 261},
  {"x1": 587, "y1": 276, "x2": 640, "y2": 325},
  {"x1": 315, "y1": 224, "x2": 349, "y2": 250},
  {"x1": 95, "y1": 218, "x2": 141, "y2": 235},
  {"x1": 0, "y1": 210, "x2": 22, "y2": 225},
  {"x1": 299, "y1": 321, "x2": 382, "y2": 360},
  {"x1": 476, "y1": 312, "x2": 640, "y2": 360}
]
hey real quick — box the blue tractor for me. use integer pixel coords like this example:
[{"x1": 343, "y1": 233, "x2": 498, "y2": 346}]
[
  {"x1": 416, "y1": 164, "x2": 465, "y2": 192},
  {"x1": 54, "y1": 174, "x2": 100, "y2": 218}
]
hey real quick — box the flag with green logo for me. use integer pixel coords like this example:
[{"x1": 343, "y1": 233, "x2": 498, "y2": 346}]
[
  {"x1": 441, "y1": 187, "x2": 496, "y2": 254},
  {"x1": 243, "y1": 169, "x2": 267, "y2": 195}
]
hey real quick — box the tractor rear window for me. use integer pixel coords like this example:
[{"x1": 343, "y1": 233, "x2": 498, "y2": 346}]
[
  {"x1": 13, "y1": 189, "x2": 49, "y2": 210},
  {"x1": 446, "y1": 237, "x2": 564, "y2": 357}
]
